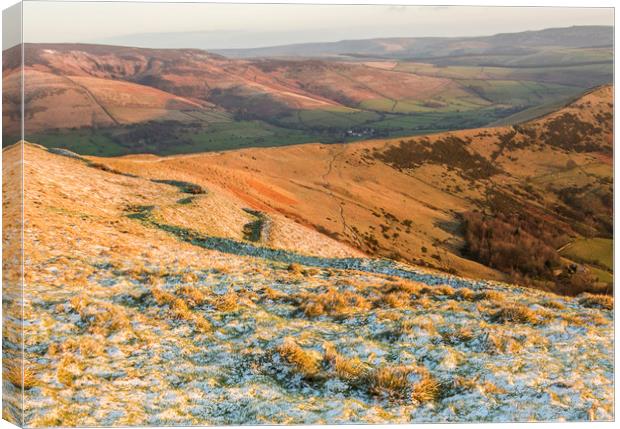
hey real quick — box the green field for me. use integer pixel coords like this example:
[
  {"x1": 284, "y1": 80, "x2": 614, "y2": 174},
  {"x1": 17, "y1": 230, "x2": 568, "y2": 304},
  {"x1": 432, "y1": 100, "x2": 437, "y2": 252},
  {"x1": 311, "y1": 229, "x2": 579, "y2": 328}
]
[
  {"x1": 17, "y1": 56, "x2": 611, "y2": 157},
  {"x1": 24, "y1": 130, "x2": 129, "y2": 157},
  {"x1": 279, "y1": 108, "x2": 381, "y2": 129},
  {"x1": 488, "y1": 94, "x2": 581, "y2": 126},
  {"x1": 561, "y1": 237, "x2": 613, "y2": 270},
  {"x1": 457, "y1": 80, "x2": 580, "y2": 106},
  {"x1": 23, "y1": 102, "x2": 538, "y2": 156},
  {"x1": 560, "y1": 238, "x2": 613, "y2": 282},
  {"x1": 177, "y1": 121, "x2": 317, "y2": 153},
  {"x1": 393, "y1": 61, "x2": 612, "y2": 88},
  {"x1": 589, "y1": 266, "x2": 613, "y2": 284}
]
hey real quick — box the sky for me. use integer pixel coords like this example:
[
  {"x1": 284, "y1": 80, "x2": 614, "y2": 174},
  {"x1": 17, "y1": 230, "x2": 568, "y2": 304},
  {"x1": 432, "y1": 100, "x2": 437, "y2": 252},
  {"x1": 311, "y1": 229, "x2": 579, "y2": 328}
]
[{"x1": 9, "y1": 1, "x2": 615, "y2": 50}]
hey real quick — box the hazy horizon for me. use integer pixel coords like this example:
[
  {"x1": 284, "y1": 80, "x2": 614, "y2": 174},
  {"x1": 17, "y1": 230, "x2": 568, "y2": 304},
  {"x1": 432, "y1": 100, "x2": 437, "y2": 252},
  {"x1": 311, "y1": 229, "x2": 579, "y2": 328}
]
[{"x1": 14, "y1": 1, "x2": 614, "y2": 51}]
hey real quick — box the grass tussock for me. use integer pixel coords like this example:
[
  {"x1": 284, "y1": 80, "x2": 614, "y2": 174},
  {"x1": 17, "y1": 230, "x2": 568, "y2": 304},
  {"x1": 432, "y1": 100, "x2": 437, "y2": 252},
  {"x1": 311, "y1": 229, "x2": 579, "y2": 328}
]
[
  {"x1": 562, "y1": 312, "x2": 609, "y2": 327},
  {"x1": 578, "y1": 293, "x2": 613, "y2": 310},
  {"x1": 455, "y1": 287, "x2": 476, "y2": 301},
  {"x1": 541, "y1": 299, "x2": 566, "y2": 310},
  {"x1": 48, "y1": 336, "x2": 104, "y2": 357},
  {"x1": 57, "y1": 355, "x2": 81, "y2": 386},
  {"x1": 287, "y1": 263, "x2": 304, "y2": 275},
  {"x1": 374, "y1": 281, "x2": 465, "y2": 308},
  {"x1": 323, "y1": 343, "x2": 369, "y2": 382},
  {"x1": 411, "y1": 375, "x2": 442, "y2": 404},
  {"x1": 69, "y1": 295, "x2": 130, "y2": 336},
  {"x1": 261, "y1": 286, "x2": 287, "y2": 301},
  {"x1": 370, "y1": 365, "x2": 442, "y2": 404},
  {"x1": 376, "y1": 281, "x2": 434, "y2": 308},
  {"x1": 384, "y1": 281, "x2": 429, "y2": 297},
  {"x1": 415, "y1": 296, "x2": 433, "y2": 309},
  {"x1": 286, "y1": 262, "x2": 319, "y2": 277},
  {"x1": 214, "y1": 292, "x2": 239, "y2": 312},
  {"x1": 379, "y1": 291, "x2": 412, "y2": 309},
  {"x1": 299, "y1": 288, "x2": 371, "y2": 318},
  {"x1": 486, "y1": 332, "x2": 523, "y2": 354},
  {"x1": 276, "y1": 337, "x2": 321, "y2": 379},
  {"x1": 439, "y1": 301, "x2": 461, "y2": 312},
  {"x1": 441, "y1": 327, "x2": 475, "y2": 345},
  {"x1": 480, "y1": 381, "x2": 507, "y2": 395},
  {"x1": 475, "y1": 290, "x2": 505, "y2": 302},
  {"x1": 177, "y1": 284, "x2": 207, "y2": 307},
  {"x1": 399, "y1": 318, "x2": 438, "y2": 336},
  {"x1": 152, "y1": 288, "x2": 212, "y2": 332},
  {"x1": 488, "y1": 303, "x2": 544, "y2": 325},
  {"x1": 370, "y1": 365, "x2": 416, "y2": 400},
  {"x1": 181, "y1": 271, "x2": 199, "y2": 283},
  {"x1": 433, "y1": 285, "x2": 456, "y2": 296},
  {"x1": 4, "y1": 362, "x2": 38, "y2": 390}
]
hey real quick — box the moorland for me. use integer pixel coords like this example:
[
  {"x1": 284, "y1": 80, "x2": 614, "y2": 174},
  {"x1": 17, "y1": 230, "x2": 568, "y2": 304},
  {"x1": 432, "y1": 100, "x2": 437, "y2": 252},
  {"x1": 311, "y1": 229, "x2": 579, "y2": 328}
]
[{"x1": 1, "y1": 24, "x2": 614, "y2": 425}]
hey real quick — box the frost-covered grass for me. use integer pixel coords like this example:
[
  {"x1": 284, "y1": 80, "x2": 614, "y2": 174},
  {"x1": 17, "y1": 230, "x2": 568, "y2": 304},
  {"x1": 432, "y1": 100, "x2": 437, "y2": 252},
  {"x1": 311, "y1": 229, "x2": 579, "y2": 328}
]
[
  {"x1": 13, "y1": 257, "x2": 614, "y2": 426},
  {"x1": 6, "y1": 144, "x2": 613, "y2": 426}
]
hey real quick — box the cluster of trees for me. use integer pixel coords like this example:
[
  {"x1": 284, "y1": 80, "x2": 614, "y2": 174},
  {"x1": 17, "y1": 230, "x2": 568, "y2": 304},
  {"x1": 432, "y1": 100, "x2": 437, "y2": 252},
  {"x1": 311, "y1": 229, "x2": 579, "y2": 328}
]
[
  {"x1": 555, "y1": 183, "x2": 613, "y2": 237},
  {"x1": 113, "y1": 120, "x2": 195, "y2": 153},
  {"x1": 462, "y1": 209, "x2": 602, "y2": 296},
  {"x1": 462, "y1": 211, "x2": 561, "y2": 280}
]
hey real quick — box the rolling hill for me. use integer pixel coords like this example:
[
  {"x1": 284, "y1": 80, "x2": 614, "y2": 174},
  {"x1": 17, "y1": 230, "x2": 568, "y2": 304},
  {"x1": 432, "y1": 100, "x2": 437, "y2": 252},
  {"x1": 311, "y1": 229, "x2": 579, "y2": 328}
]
[
  {"x1": 215, "y1": 25, "x2": 613, "y2": 63},
  {"x1": 2, "y1": 20, "x2": 614, "y2": 428},
  {"x1": 2, "y1": 126, "x2": 614, "y2": 425},
  {"x1": 84, "y1": 84, "x2": 613, "y2": 295},
  {"x1": 2, "y1": 27, "x2": 612, "y2": 155}
]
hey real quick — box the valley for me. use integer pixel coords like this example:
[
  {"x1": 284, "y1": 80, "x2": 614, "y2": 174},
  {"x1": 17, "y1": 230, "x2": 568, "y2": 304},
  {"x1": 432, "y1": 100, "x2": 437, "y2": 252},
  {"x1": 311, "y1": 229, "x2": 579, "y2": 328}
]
[
  {"x1": 2, "y1": 23, "x2": 614, "y2": 425},
  {"x1": 90, "y1": 84, "x2": 613, "y2": 295},
  {"x1": 2, "y1": 26, "x2": 612, "y2": 155}
]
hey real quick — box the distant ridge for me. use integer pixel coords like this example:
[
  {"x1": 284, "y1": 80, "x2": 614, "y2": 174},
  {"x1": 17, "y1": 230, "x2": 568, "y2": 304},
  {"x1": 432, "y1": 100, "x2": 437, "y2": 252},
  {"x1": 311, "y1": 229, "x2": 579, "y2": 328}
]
[{"x1": 212, "y1": 25, "x2": 613, "y2": 61}]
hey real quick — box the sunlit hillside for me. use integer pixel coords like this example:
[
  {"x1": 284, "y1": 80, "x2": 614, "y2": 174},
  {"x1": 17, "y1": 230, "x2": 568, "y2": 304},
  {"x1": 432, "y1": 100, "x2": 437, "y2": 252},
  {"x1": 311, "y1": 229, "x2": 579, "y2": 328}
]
[
  {"x1": 1, "y1": 136, "x2": 613, "y2": 425},
  {"x1": 96, "y1": 85, "x2": 613, "y2": 294}
]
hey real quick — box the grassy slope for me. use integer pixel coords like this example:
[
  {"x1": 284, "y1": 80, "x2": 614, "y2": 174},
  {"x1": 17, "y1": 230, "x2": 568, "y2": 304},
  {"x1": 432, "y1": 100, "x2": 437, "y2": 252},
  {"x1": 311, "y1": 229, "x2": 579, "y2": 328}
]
[
  {"x1": 92, "y1": 85, "x2": 612, "y2": 291},
  {"x1": 5, "y1": 142, "x2": 613, "y2": 426},
  {"x1": 4, "y1": 43, "x2": 612, "y2": 156}
]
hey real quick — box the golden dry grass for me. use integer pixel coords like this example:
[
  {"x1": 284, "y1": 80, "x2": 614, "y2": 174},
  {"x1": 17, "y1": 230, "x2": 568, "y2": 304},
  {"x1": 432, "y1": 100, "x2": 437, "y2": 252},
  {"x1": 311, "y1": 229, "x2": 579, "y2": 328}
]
[
  {"x1": 384, "y1": 280, "x2": 429, "y2": 296},
  {"x1": 276, "y1": 337, "x2": 322, "y2": 379},
  {"x1": 441, "y1": 327, "x2": 475, "y2": 345},
  {"x1": 261, "y1": 286, "x2": 287, "y2": 301},
  {"x1": 4, "y1": 362, "x2": 38, "y2": 390},
  {"x1": 411, "y1": 375, "x2": 442, "y2": 404},
  {"x1": 177, "y1": 284, "x2": 207, "y2": 307},
  {"x1": 455, "y1": 287, "x2": 477, "y2": 301},
  {"x1": 369, "y1": 365, "x2": 442, "y2": 403},
  {"x1": 379, "y1": 291, "x2": 413, "y2": 309},
  {"x1": 578, "y1": 293, "x2": 613, "y2": 310},
  {"x1": 57, "y1": 355, "x2": 81, "y2": 387},
  {"x1": 287, "y1": 263, "x2": 304, "y2": 275},
  {"x1": 540, "y1": 299, "x2": 566, "y2": 310},
  {"x1": 480, "y1": 381, "x2": 508, "y2": 395},
  {"x1": 214, "y1": 292, "x2": 239, "y2": 312},
  {"x1": 398, "y1": 318, "x2": 438, "y2": 336},
  {"x1": 299, "y1": 288, "x2": 371, "y2": 318},
  {"x1": 152, "y1": 288, "x2": 212, "y2": 332},
  {"x1": 475, "y1": 290, "x2": 505, "y2": 302},
  {"x1": 48, "y1": 336, "x2": 104, "y2": 357},
  {"x1": 69, "y1": 295, "x2": 130, "y2": 336},
  {"x1": 370, "y1": 365, "x2": 415, "y2": 399},
  {"x1": 433, "y1": 285, "x2": 456, "y2": 296},
  {"x1": 489, "y1": 303, "x2": 544, "y2": 325},
  {"x1": 323, "y1": 343, "x2": 369, "y2": 382}
]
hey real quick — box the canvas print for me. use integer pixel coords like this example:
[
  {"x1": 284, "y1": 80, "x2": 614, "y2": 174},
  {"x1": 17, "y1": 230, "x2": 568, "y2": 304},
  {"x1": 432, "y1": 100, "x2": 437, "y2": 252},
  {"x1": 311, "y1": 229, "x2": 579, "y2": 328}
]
[{"x1": 1, "y1": 1, "x2": 614, "y2": 426}]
